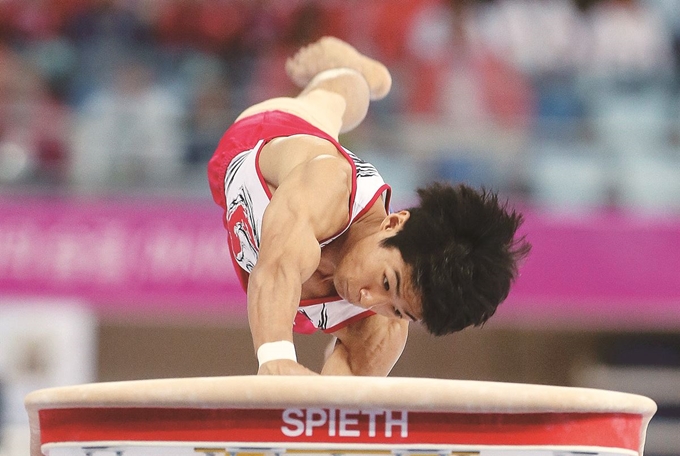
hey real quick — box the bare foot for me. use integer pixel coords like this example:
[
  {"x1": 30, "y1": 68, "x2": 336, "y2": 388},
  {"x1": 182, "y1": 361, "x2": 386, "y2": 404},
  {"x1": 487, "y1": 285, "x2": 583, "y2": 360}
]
[{"x1": 286, "y1": 36, "x2": 392, "y2": 101}]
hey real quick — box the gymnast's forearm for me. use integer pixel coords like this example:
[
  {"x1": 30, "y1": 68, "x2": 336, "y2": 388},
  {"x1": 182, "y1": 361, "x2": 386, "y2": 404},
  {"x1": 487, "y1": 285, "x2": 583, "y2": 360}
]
[
  {"x1": 320, "y1": 340, "x2": 399, "y2": 376},
  {"x1": 321, "y1": 320, "x2": 408, "y2": 376},
  {"x1": 247, "y1": 264, "x2": 301, "y2": 350},
  {"x1": 246, "y1": 210, "x2": 321, "y2": 369},
  {"x1": 247, "y1": 274, "x2": 317, "y2": 375},
  {"x1": 320, "y1": 342, "x2": 354, "y2": 375}
]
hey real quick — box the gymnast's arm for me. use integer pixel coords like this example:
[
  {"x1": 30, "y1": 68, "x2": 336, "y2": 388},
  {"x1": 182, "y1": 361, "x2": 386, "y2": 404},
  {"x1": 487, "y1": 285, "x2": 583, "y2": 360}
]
[
  {"x1": 321, "y1": 314, "x2": 409, "y2": 376},
  {"x1": 248, "y1": 150, "x2": 353, "y2": 375}
]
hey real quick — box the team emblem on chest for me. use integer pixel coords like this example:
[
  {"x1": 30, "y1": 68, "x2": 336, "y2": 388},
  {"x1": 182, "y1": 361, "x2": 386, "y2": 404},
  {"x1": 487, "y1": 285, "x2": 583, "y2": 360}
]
[{"x1": 226, "y1": 185, "x2": 260, "y2": 273}]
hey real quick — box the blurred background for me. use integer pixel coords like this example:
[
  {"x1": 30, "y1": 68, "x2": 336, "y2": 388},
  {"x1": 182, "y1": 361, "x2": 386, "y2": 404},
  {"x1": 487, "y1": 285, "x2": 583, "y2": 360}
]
[{"x1": 0, "y1": 0, "x2": 679, "y2": 455}]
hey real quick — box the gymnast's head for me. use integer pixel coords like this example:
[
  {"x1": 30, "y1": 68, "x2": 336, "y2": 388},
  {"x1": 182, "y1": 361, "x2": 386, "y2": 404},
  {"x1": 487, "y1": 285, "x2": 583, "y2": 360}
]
[{"x1": 381, "y1": 182, "x2": 531, "y2": 335}]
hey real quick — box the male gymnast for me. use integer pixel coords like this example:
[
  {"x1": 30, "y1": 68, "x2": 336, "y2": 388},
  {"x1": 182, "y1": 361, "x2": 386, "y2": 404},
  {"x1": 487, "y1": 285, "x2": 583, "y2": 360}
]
[{"x1": 208, "y1": 37, "x2": 530, "y2": 376}]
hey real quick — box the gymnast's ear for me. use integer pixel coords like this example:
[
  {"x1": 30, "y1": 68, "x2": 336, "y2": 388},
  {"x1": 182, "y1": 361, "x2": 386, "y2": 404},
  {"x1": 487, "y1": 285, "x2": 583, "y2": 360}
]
[{"x1": 381, "y1": 210, "x2": 410, "y2": 231}]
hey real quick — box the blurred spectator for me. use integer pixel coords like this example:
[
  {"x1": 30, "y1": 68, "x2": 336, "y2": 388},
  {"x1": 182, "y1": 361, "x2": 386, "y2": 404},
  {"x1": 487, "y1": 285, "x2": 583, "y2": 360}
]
[
  {"x1": 154, "y1": 0, "x2": 248, "y2": 56},
  {"x1": 581, "y1": 0, "x2": 677, "y2": 210},
  {"x1": 0, "y1": 39, "x2": 70, "y2": 185},
  {"x1": 244, "y1": 1, "x2": 328, "y2": 106},
  {"x1": 64, "y1": 0, "x2": 154, "y2": 103},
  {"x1": 475, "y1": 0, "x2": 586, "y2": 75},
  {"x1": 403, "y1": 0, "x2": 535, "y2": 130},
  {"x1": 185, "y1": 72, "x2": 232, "y2": 167},
  {"x1": 649, "y1": 0, "x2": 680, "y2": 145},
  {"x1": 473, "y1": 0, "x2": 586, "y2": 123},
  {"x1": 315, "y1": 0, "x2": 427, "y2": 65},
  {"x1": 390, "y1": 0, "x2": 536, "y2": 196},
  {"x1": 583, "y1": 0, "x2": 673, "y2": 80},
  {"x1": 70, "y1": 58, "x2": 185, "y2": 189},
  {"x1": 581, "y1": 0, "x2": 673, "y2": 151}
]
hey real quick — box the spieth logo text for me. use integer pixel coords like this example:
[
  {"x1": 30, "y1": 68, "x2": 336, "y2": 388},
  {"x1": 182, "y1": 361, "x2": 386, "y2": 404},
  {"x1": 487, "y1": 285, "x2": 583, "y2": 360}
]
[{"x1": 281, "y1": 408, "x2": 409, "y2": 438}]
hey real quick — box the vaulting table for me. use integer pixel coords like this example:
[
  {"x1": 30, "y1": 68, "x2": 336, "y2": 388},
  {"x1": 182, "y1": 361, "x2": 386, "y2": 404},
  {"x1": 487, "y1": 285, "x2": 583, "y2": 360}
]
[{"x1": 25, "y1": 376, "x2": 657, "y2": 456}]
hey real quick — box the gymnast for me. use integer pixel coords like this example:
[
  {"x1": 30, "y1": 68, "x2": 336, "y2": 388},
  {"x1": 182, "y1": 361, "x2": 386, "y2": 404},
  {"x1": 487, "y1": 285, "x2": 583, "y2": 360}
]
[{"x1": 208, "y1": 37, "x2": 530, "y2": 376}]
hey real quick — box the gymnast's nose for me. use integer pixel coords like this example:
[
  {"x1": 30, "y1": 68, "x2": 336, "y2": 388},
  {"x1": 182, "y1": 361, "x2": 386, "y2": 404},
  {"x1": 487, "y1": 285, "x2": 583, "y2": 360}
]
[
  {"x1": 360, "y1": 288, "x2": 376, "y2": 306},
  {"x1": 360, "y1": 288, "x2": 389, "y2": 311}
]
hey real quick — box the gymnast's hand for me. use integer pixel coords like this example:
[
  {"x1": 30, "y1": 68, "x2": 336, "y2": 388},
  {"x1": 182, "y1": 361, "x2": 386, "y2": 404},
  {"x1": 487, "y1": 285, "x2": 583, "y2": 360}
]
[{"x1": 258, "y1": 359, "x2": 319, "y2": 375}]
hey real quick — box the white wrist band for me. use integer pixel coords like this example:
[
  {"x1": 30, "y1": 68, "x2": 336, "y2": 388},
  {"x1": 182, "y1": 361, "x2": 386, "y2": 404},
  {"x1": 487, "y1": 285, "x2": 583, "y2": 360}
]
[{"x1": 257, "y1": 341, "x2": 297, "y2": 367}]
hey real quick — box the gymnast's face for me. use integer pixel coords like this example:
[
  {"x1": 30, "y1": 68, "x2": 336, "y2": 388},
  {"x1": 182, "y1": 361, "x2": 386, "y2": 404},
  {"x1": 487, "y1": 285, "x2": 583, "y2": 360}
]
[{"x1": 333, "y1": 211, "x2": 422, "y2": 322}]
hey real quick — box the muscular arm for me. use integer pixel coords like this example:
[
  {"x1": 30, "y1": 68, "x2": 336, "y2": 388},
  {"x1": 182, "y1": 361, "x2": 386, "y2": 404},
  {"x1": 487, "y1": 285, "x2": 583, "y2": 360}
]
[
  {"x1": 249, "y1": 139, "x2": 353, "y2": 375},
  {"x1": 321, "y1": 315, "x2": 409, "y2": 376}
]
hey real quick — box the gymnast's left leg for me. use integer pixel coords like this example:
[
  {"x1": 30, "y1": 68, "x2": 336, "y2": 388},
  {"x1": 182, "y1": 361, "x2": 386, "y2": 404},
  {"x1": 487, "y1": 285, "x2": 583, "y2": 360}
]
[{"x1": 236, "y1": 37, "x2": 392, "y2": 139}]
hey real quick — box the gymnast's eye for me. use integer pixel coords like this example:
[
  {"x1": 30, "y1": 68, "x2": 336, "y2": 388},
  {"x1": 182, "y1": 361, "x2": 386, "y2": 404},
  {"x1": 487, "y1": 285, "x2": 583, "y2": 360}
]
[{"x1": 383, "y1": 275, "x2": 390, "y2": 291}]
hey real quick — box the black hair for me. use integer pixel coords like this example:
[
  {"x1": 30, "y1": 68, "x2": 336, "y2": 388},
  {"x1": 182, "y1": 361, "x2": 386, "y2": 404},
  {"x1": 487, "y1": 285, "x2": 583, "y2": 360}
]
[{"x1": 382, "y1": 182, "x2": 531, "y2": 336}]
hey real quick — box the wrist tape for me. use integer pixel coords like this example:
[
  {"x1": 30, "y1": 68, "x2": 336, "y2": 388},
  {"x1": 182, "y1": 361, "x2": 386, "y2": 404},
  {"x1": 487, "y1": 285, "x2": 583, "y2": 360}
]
[{"x1": 257, "y1": 341, "x2": 297, "y2": 367}]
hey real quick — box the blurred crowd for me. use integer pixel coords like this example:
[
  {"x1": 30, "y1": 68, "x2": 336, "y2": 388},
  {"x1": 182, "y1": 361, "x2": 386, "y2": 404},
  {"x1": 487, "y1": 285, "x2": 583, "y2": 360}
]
[{"x1": 1, "y1": 0, "x2": 679, "y2": 210}]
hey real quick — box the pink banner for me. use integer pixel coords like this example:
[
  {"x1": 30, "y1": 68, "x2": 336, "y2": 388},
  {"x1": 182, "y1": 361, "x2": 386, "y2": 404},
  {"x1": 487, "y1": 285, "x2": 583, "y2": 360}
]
[
  {"x1": 0, "y1": 195, "x2": 245, "y2": 317},
  {"x1": 1, "y1": 196, "x2": 679, "y2": 327},
  {"x1": 499, "y1": 208, "x2": 680, "y2": 329}
]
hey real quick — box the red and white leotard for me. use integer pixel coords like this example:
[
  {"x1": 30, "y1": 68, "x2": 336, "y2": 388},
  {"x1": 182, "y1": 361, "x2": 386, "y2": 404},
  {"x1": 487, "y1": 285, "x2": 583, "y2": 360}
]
[{"x1": 208, "y1": 110, "x2": 392, "y2": 334}]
